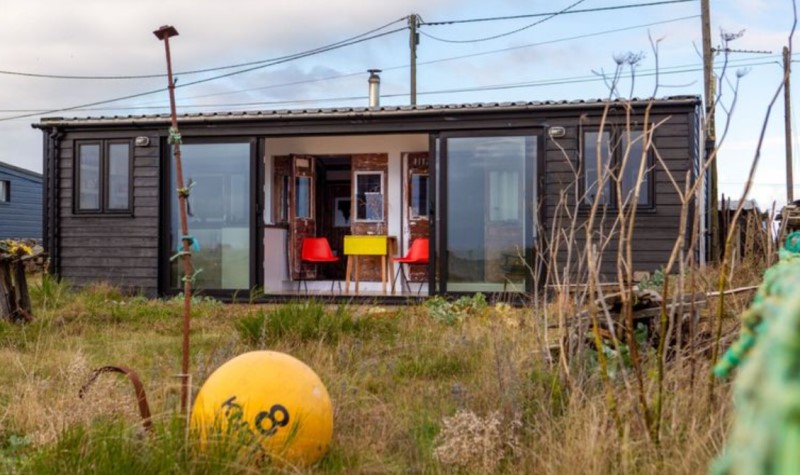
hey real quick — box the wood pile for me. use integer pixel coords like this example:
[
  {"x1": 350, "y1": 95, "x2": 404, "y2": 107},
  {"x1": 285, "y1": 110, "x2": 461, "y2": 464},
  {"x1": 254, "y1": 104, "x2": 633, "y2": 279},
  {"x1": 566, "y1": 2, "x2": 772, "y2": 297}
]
[{"x1": 548, "y1": 288, "x2": 709, "y2": 356}]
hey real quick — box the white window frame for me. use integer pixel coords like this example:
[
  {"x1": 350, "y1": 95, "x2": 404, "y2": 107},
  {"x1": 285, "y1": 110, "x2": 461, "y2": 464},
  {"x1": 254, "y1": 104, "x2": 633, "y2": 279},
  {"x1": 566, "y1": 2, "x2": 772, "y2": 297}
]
[{"x1": 354, "y1": 171, "x2": 384, "y2": 222}]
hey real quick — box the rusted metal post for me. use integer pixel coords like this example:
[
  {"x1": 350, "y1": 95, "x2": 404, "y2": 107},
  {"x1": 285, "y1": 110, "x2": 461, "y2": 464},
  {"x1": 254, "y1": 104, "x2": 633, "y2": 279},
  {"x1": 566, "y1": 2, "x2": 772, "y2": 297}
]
[
  {"x1": 154, "y1": 24, "x2": 193, "y2": 417},
  {"x1": 785, "y1": 46, "x2": 794, "y2": 203}
]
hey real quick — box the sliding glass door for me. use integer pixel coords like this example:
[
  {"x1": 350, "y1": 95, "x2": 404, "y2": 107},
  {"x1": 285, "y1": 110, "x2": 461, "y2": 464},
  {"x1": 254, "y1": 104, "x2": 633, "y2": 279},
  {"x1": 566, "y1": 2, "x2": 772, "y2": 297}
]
[
  {"x1": 168, "y1": 141, "x2": 254, "y2": 291},
  {"x1": 440, "y1": 132, "x2": 538, "y2": 293}
]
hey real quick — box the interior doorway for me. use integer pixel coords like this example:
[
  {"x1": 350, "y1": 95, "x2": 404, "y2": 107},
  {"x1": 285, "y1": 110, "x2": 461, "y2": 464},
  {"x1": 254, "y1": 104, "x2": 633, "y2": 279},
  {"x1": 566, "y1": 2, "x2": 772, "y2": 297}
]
[{"x1": 314, "y1": 156, "x2": 352, "y2": 279}]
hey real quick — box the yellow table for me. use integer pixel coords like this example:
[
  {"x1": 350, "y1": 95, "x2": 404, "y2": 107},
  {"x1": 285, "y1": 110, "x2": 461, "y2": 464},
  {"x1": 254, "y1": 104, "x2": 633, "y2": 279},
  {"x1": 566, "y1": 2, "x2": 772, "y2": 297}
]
[{"x1": 343, "y1": 235, "x2": 397, "y2": 294}]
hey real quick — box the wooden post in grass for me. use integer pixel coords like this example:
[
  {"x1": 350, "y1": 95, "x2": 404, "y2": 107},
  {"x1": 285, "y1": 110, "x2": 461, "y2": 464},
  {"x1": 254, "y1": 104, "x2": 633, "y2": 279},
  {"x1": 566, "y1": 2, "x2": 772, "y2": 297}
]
[
  {"x1": 0, "y1": 259, "x2": 15, "y2": 320},
  {"x1": 0, "y1": 241, "x2": 36, "y2": 323},
  {"x1": 154, "y1": 24, "x2": 194, "y2": 418}
]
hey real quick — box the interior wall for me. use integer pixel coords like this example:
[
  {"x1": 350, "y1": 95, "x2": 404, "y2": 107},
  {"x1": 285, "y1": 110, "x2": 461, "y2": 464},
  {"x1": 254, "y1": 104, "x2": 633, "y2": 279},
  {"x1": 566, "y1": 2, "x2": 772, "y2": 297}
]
[{"x1": 264, "y1": 134, "x2": 429, "y2": 285}]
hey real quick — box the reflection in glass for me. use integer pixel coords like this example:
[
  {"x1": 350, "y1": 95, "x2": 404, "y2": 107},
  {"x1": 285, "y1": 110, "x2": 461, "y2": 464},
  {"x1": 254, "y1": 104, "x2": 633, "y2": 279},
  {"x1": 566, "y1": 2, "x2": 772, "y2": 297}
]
[
  {"x1": 107, "y1": 144, "x2": 130, "y2": 210},
  {"x1": 584, "y1": 131, "x2": 611, "y2": 204},
  {"x1": 296, "y1": 176, "x2": 311, "y2": 218},
  {"x1": 445, "y1": 135, "x2": 535, "y2": 293},
  {"x1": 79, "y1": 144, "x2": 100, "y2": 210},
  {"x1": 170, "y1": 142, "x2": 251, "y2": 290},
  {"x1": 621, "y1": 131, "x2": 650, "y2": 206},
  {"x1": 410, "y1": 174, "x2": 428, "y2": 218},
  {"x1": 355, "y1": 172, "x2": 383, "y2": 221}
]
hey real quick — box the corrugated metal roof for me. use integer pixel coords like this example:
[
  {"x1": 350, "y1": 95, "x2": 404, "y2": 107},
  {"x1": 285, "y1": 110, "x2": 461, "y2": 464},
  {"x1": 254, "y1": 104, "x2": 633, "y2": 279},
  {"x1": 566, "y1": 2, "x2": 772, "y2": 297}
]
[{"x1": 33, "y1": 96, "x2": 701, "y2": 128}]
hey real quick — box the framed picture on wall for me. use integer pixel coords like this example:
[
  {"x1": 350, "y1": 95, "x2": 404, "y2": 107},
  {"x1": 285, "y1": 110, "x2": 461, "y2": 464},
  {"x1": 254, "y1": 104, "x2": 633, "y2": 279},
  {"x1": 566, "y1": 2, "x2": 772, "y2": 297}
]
[{"x1": 334, "y1": 197, "x2": 351, "y2": 227}]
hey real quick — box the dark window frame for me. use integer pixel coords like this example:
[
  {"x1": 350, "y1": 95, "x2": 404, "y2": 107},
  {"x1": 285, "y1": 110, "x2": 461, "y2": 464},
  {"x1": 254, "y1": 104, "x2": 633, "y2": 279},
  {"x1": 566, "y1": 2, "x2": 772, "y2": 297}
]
[
  {"x1": 74, "y1": 139, "x2": 133, "y2": 215},
  {"x1": 0, "y1": 179, "x2": 9, "y2": 203},
  {"x1": 580, "y1": 126, "x2": 655, "y2": 210},
  {"x1": 409, "y1": 173, "x2": 429, "y2": 219}
]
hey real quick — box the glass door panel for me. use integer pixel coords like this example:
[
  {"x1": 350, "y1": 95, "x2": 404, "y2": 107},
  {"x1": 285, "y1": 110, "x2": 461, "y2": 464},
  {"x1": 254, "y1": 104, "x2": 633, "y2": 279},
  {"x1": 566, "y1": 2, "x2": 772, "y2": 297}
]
[
  {"x1": 170, "y1": 142, "x2": 252, "y2": 290},
  {"x1": 443, "y1": 135, "x2": 536, "y2": 293}
]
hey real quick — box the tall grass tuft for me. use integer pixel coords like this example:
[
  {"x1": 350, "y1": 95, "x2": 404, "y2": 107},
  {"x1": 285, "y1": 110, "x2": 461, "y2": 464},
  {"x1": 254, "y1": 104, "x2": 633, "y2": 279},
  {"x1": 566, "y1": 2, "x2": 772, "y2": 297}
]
[
  {"x1": 235, "y1": 301, "x2": 396, "y2": 346},
  {"x1": 19, "y1": 416, "x2": 270, "y2": 475}
]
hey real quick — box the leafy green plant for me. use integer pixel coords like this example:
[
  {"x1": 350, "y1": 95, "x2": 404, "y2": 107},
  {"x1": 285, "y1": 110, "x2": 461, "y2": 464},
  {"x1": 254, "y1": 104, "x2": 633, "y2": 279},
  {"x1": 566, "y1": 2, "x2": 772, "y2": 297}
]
[
  {"x1": 587, "y1": 323, "x2": 650, "y2": 379},
  {"x1": 638, "y1": 267, "x2": 666, "y2": 292},
  {"x1": 424, "y1": 293, "x2": 488, "y2": 325}
]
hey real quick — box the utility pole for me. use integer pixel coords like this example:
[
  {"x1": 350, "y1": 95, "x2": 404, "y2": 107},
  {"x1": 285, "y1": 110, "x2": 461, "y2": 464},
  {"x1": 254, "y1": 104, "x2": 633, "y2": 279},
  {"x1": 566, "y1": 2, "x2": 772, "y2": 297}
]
[
  {"x1": 701, "y1": 0, "x2": 719, "y2": 261},
  {"x1": 785, "y1": 45, "x2": 794, "y2": 203},
  {"x1": 409, "y1": 14, "x2": 419, "y2": 106}
]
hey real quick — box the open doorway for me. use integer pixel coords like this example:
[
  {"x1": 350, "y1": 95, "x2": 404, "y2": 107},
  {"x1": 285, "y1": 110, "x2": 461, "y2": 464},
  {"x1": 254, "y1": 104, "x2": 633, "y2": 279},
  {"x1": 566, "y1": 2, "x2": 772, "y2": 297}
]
[
  {"x1": 314, "y1": 155, "x2": 352, "y2": 280},
  {"x1": 263, "y1": 134, "x2": 431, "y2": 296}
]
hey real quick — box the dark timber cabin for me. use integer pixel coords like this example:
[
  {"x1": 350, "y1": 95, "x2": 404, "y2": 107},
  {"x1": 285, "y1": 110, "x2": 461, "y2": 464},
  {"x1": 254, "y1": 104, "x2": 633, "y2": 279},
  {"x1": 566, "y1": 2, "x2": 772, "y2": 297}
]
[{"x1": 34, "y1": 96, "x2": 706, "y2": 302}]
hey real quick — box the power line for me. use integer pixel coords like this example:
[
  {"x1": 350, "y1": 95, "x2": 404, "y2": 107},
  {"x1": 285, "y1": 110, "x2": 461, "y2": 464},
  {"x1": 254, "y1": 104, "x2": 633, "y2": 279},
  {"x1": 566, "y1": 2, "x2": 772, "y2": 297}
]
[
  {"x1": 422, "y1": 0, "x2": 698, "y2": 26},
  {"x1": 418, "y1": 0, "x2": 588, "y2": 44},
  {"x1": 5, "y1": 57, "x2": 782, "y2": 117},
  {"x1": 0, "y1": 27, "x2": 406, "y2": 122},
  {"x1": 0, "y1": 17, "x2": 408, "y2": 80},
  {"x1": 132, "y1": 14, "x2": 701, "y2": 106},
  {"x1": 2, "y1": 27, "x2": 784, "y2": 117}
]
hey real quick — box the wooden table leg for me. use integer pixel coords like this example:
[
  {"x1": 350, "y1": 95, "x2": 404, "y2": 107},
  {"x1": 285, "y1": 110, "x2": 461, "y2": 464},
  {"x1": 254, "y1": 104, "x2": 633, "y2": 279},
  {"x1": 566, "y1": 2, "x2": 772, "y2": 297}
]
[
  {"x1": 345, "y1": 256, "x2": 352, "y2": 293},
  {"x1": 354, "y1": 256, "x2": 360, "y2": 295},
  {"x1": 381, "y1": 255, "x2": 387, "y2": 294}
]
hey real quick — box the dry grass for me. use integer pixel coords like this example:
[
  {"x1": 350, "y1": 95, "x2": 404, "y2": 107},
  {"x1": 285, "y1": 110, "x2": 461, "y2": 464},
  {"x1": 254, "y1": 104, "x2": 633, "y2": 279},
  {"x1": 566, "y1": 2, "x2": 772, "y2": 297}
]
[{"x1": 0, "y1": 273, "x2": 749, "y2": 474}]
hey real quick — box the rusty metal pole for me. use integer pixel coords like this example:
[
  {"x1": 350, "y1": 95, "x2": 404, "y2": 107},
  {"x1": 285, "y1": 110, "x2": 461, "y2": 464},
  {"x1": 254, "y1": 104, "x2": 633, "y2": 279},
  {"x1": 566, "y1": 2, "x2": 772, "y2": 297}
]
[
  {"x1": 154, "y1": 24, "x2": 193, "y2": 417},
  {"x1": 785, "y1": 46, "x2": 794, "y2": 203}
]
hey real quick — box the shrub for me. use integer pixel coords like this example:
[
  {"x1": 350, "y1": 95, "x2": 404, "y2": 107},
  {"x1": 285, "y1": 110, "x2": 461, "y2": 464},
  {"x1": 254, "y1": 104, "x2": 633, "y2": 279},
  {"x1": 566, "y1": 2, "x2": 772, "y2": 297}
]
[{"x1": 433, "y1": 409, "x2": 520, "y2": 474}]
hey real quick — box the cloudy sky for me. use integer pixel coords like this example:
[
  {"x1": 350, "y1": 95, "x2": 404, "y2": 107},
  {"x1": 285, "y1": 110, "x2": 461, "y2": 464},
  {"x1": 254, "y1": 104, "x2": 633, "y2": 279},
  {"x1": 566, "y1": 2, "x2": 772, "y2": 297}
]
[{"x1": 0, "y1": 0, "x2": 794, "y2": 207}]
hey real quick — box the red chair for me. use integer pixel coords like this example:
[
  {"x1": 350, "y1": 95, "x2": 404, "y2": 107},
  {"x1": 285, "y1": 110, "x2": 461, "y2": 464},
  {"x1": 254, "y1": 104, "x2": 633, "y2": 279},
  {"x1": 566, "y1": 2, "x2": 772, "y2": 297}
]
[
  {"x1": 393, "y1": 238, "x2": 429, "y2": 295},
  {"x1": 299, "y1": 237, "x2": 341, "y2": 294}
]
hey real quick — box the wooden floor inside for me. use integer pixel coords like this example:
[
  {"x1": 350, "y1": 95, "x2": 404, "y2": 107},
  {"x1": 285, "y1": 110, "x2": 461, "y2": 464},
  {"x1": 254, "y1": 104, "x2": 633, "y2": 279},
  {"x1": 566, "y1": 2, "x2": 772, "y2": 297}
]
[{"x1": 260, "y1": 280, "x2": 430, "y2": 303}]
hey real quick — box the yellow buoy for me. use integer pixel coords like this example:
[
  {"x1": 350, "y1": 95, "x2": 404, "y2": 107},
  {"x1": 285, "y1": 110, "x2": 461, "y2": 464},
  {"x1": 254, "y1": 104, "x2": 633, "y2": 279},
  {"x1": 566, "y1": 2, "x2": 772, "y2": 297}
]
[{"x1": 191, "y1": 351, "x2": 333, "y2": 466}]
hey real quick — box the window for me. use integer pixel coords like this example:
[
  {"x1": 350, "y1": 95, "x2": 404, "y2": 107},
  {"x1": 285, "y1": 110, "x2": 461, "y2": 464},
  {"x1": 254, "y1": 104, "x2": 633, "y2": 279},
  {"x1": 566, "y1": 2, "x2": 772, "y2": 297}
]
[
  {"x1": 78, "y1": 144, "x2": 101, "y2": 210},
  {"x1": 169, "y1": 142, "x2": 252, "y2": 290},
  {"x1": 583, "y1": 131, "x2": 611, "y2": 205},
  {"x1": 583, "y1": 129, "x2": 652, "y2": 207},
  {"x1": 296, "y1": 176, "x2": 311, "y2": 219},
  {"x1": 0, "y1": 180, "x2": 9, "y2": 203},
  {"x1": 489, "y1": 170, "x2": 520, "y2": 222},
  {"x1": 107, "y1": 144, "x2": 130, "y2": 210},
  {"x1": 409, "y1": 174, "x2": 428, "y2": 218},
  {"x1": 76, "y1": 141, "x2": 131, "y2": 213},
  {"x1": 355, "y1": 172, "x2": 383, "y2": 221}
]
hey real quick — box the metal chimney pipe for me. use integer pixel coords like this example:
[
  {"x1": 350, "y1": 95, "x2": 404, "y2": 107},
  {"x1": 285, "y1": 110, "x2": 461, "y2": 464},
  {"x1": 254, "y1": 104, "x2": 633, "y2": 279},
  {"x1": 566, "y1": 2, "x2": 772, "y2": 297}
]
[{"x1": 368, "y1": 69, "x2": 381, "y2": 107}]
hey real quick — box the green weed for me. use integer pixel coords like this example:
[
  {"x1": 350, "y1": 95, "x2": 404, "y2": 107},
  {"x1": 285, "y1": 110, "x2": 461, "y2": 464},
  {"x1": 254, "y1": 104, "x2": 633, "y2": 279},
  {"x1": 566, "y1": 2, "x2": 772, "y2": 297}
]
[{"x1": 424, "y1": 293, "x2": 488, "y2": 325}]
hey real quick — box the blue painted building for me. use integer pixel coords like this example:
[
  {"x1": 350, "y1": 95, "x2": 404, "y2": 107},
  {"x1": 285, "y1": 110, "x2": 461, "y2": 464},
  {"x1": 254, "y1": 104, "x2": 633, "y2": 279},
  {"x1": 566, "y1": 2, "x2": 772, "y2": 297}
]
[{"x1": 0, "y1": 161, "x2": 42, "y2": 240}]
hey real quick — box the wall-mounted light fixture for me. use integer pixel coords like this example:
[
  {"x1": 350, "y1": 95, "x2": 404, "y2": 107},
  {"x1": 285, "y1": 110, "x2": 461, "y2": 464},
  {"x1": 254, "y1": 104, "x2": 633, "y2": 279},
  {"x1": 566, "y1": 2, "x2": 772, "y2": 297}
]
[{"x1": 548, "y1": 126, "x2": 566, "y2": 138}]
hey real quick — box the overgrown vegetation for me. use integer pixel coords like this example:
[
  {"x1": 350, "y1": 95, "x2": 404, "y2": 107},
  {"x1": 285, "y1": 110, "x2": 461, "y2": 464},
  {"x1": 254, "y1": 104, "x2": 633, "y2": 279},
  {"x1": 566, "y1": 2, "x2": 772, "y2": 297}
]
[{"x1": 0, "y1": 274, "x2": 747, "y2": 474}]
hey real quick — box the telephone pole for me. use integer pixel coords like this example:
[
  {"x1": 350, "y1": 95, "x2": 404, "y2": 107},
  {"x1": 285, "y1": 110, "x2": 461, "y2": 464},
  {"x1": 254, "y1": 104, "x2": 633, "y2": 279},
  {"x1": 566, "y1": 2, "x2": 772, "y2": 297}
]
[
  {"x1": 785, "y1": 46, "x2": 794, "y2": 203},
  {"x1": 701, "y1": 0, "x2": 719, "y2": 260},
  {"x1": 409, "y1": 14, "x2": 419, "y2": 106}
]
